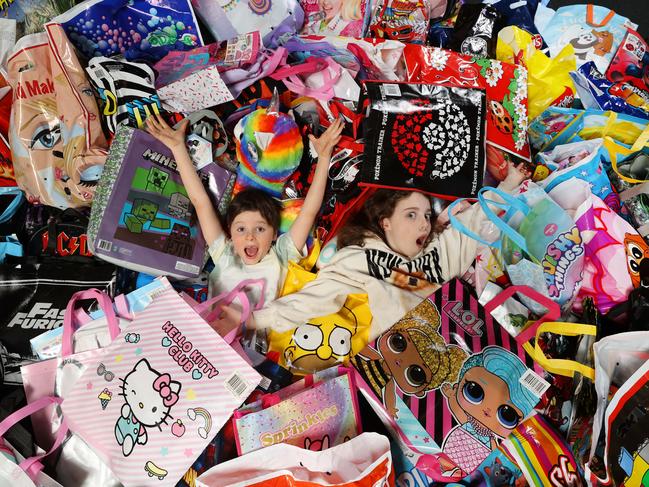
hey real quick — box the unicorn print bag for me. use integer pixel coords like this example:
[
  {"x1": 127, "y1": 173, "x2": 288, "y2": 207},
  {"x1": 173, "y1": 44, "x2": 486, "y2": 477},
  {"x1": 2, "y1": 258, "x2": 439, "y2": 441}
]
[{"x1": 60, "y1": 278, "x2": 262, "y2": 486}]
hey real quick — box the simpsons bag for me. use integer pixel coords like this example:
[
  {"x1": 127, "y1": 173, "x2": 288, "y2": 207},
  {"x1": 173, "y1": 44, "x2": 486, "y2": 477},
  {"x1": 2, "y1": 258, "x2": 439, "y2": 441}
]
[
  {"x1": 351, "y1": 278, "x2": 548, "y2": 480},
  {"x1": 360, "y1": 82, "x2": 486, "y2": 199},
  {"x1": 60, "y1": 278, "x2": 262, "y2": 487},
  {"x1": 88, "y1": 124, "x2": 233, "y2": 279}
]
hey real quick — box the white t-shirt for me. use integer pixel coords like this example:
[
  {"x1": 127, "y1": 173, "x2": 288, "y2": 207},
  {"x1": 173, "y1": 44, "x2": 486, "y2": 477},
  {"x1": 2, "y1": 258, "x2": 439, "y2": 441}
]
[{"x1": 208, "y1": 233, "x2": 305, "y2": 309}]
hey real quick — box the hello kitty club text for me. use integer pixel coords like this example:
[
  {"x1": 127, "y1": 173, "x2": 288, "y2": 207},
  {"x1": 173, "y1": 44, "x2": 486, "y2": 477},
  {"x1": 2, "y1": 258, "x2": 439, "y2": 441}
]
[{"x1": 162, "y1": 321, "x2": 219, "y2": 378}]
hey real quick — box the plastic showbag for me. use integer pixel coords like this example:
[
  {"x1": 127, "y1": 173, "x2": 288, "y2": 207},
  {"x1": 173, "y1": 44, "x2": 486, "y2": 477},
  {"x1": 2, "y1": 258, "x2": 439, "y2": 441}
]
[
  {"x1": 497, "y1": 26, "x2": 576, "y2": 121},
  {"x1": 48, "y1": 0, "x2": 203, "y2": 63},
  {"x1": 7, "y1": 27, "x2": 108, "y2": 208},
  {"x1": 196, "y1": 432, "x2": 394, "y2": 487}
]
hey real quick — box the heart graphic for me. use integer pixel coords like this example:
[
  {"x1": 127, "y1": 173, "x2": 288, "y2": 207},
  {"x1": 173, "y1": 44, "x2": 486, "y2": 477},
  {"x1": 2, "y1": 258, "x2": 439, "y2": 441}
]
[
  {"x1": 192, "y1": 369, "x2": 203, "y2": 380},
  {"x1": 161, "y1": 337, "x2": 172, "y2": 347},
  {"x1": 115, "y1": 355, "x2": 123, "y2": 363}
]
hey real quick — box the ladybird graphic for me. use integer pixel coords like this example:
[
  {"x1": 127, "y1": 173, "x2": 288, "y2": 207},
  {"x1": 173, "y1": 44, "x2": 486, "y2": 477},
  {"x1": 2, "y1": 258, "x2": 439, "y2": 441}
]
[{"x1": 489, "y1": 100, "x2": 514, "y2": 135}]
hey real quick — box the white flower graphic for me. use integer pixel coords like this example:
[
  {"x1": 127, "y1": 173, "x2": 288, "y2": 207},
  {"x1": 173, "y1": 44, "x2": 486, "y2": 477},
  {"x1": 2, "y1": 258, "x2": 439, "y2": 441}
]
[
  {"x1": 484, "y1": 61, "x2": 504, "y2": 87},
  {"x1": 430, "y1": 48, "x2": 449, "y2": 71}
]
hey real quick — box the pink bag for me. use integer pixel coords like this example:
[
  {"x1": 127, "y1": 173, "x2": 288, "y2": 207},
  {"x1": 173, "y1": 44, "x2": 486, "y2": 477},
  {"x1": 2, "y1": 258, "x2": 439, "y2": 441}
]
[
  {"x1": 21, "y1": 289, "x2": 123, "y2": 451},
  {"x1": 233, "y1": 367, "x2": 361, "y2": 455},
  {"x1": 61, "y1": 277, "x2": 262, "y2": 486}
]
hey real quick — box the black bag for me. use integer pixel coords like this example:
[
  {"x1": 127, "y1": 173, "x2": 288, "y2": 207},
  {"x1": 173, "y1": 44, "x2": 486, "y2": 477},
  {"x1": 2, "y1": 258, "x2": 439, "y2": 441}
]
[
  {"x1": 360, "y1": 82, "x2": 487, "y2": 199},
  {"x1": 0, "y1": 258, "x2": 116, "y2": 386}
]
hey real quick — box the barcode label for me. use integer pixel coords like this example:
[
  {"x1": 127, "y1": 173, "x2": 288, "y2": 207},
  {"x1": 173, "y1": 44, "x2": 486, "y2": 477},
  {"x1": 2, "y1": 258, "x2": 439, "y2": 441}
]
[
  {"x1": 383, "y1": 84, "x2": 401, "y2": 97},
  {"x1": 519, "y1": 369, "x2": 550, "y2": 397},
  {"x1": 225, "y1": 372, "x2": 250, "y2": 398},
  {"x1": 97, "y1": 239, "x2": 112, "y2": 251},
  {"x1": 147, "y1": 287, "x2": 167, "y2": 299},
  {"x1": 258, "y1": 375, "x2": 272, "y2": 391},
  {"x1": 175, "y1": 262, "x2": 200, "y2": 274}
]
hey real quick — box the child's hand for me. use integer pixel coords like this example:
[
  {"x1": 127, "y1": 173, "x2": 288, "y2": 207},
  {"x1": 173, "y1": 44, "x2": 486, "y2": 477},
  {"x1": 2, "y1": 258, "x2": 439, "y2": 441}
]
[
  {"x1": 146, "y1": 113, "x2": 189, "y2": 152},
  {"x1": 308, "y1": 118, "x2": 344, "y2": 160},
  {"x1": 501, "y1": 161, "x2": 532, "y2": 191}
]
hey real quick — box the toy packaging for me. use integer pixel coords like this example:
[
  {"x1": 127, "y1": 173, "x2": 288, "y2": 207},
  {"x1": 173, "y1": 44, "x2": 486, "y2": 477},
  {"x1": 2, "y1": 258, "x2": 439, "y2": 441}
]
[
  {"x1": 360, "y1": 81, "x2": 486, "y2": 199},
  {"x1": 88, "y1": 125, "x2": 232, "y2": 278}
]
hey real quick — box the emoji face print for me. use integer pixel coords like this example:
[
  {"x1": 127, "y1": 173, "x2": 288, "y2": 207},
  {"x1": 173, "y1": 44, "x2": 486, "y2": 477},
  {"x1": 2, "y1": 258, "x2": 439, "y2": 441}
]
[{"x1": 624, "y1": 233, "x2": 649, "y2": 288}]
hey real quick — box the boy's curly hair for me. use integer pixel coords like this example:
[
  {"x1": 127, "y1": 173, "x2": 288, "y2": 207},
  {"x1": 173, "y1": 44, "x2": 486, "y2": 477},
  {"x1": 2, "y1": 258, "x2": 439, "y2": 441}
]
[{"x1": 225, "y1": 188, "x2": 282, "y2": 237}]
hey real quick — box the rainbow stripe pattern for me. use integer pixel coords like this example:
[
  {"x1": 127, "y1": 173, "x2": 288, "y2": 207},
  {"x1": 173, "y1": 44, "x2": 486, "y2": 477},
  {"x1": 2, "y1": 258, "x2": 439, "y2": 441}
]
[{"x1": 234, "y1": 108, "x2": 303, "y2": 198}]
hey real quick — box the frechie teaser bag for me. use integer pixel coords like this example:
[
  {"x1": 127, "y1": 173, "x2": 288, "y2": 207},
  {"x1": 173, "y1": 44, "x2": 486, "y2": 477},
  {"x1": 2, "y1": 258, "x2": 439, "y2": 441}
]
[
  {"x1": 351, "y1": 279, "x2": 547, "y2": 480},
  {"x1": 88, "y1": 125, "x2": 233, "y2": 278},
  {"x1": 0, "y1": 259, "x2": 116, "y2": 385},
  {"x1": 359, "y1": 82, "x2": 486, "y2": 199}
]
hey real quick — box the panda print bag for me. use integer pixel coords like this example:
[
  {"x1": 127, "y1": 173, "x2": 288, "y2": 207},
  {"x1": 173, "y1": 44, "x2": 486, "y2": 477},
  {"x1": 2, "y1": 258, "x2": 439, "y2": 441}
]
[
  {"x1": 60, "y1": 277, "x2": 262, "y2": 486},
  {"x1": 359, "y1": 81, "x2": 487, "y2": 199}
]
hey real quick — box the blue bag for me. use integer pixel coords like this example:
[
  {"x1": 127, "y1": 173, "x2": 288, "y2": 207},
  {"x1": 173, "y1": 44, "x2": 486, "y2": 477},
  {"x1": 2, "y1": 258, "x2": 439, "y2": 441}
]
[{"x1": 48, "y1": 0, "x2": 203, "y2": 62}]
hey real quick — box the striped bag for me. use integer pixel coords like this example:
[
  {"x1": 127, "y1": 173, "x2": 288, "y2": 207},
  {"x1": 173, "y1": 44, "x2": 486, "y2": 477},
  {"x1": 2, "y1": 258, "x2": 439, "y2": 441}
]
[
  {"x1": 351, "y1": 278, "x2": 550, "y2": 481},
  {"x1": 60, "y1": 277, "x2": 262, "y2": 486}
]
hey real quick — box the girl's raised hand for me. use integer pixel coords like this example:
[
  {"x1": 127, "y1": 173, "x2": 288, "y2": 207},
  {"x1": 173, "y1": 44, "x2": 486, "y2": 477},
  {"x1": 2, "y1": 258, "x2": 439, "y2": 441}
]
[
  {"x1": 308, "y1": 118, "x2": 344, "y2": 159},
  {"x1": 146, "y1": 113, "x2": 190, "y2": 152},
  {"x1": 502, "y1": 160, "x2": 532, "y2": 191}
]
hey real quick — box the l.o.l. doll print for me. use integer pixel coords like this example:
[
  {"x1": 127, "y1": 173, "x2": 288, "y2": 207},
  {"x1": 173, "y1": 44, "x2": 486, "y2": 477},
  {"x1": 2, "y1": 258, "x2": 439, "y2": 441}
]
[
  {"x1": 351, "y1": 299, "x2": 467, "y2": 418},
  {"x1": 441, "y1": 346, "x2": 538, "y2": 475},
  {"x1": 115, "y1": 358, "x2": 181, "y2": 457}
]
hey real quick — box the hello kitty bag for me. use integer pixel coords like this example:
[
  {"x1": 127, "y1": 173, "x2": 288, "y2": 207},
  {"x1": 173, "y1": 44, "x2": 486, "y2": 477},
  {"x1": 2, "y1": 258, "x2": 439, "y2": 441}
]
[{"x1": 60, "y1": 277, "x2": 262, "y2": 487}]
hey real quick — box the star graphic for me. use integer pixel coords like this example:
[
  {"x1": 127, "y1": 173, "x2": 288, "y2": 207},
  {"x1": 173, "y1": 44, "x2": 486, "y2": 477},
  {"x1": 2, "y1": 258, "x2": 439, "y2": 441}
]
[
  {"x1": 475, "y1": 254, "x2": 483, "y2": 263},
  {"x1": 86, "y1": 382, "x2": 93, "y2": 390},
  {"x1": 423, "y1": 437, "x2": 430, "y2": 443},
  {"x1": 160, "y1": 447, "x2": 169, "y2": 457},
  {"x1": 135, "y1": 347, "x2": 143, "y2": 356},
  {"x1": 184, "y1": 448, "x2": 193, "y2": 458}
]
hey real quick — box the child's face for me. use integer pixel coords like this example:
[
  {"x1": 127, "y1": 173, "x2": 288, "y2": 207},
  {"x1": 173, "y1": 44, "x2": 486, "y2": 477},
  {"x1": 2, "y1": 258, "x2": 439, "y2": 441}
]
[
  {"x1": 381, "y1": 192, "x2": 432, "y2": 259},
  {"x1": 230, "y1": 211, "x2": 277, "y2": 265},
  {"x1": 377, "y1": 329, "x2": 431, "y2": 396},
  {"x1": 455, "y1": 366, "x2": 524, "y2": 438}
]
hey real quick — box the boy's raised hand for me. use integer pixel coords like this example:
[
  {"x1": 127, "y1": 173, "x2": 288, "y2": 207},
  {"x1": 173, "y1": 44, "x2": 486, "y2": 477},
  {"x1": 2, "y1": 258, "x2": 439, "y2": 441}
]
[
  {"x1": 146, "y1": 113, "x2": 190, "y2": 152},
  {"x1": 308, "y1": 118, "x2": 344, "y2": 159}
]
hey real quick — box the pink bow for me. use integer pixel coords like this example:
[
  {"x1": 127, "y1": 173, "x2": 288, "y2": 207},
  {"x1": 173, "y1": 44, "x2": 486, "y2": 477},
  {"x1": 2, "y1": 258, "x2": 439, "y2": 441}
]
[{"x1": 153, "y1": 374, "x2": 179, "y2": 407}]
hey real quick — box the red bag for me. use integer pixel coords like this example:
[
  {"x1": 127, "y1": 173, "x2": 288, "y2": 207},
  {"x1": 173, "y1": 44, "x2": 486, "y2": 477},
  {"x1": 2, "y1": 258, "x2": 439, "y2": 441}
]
[{"x1": 402, "y1": 45, "x2": 531, "y2": 164}]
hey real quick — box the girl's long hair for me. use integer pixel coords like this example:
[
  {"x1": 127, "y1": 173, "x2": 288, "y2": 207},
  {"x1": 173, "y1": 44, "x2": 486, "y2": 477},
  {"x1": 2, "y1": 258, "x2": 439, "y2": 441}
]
[{"x1": 337, "y1": 189, "x2": 439, "y2": 249}]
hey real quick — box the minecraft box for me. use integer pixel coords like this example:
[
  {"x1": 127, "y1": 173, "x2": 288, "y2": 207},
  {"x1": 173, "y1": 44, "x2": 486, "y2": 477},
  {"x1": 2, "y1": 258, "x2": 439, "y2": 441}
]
[{"x1": 88, "y1": 125, "x2": 232, "y2": 278}]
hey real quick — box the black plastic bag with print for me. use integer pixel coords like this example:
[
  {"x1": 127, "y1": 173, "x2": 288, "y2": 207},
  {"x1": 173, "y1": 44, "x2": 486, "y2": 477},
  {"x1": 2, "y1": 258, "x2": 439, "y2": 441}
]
[{"x1": 360, "y1": 82, "x2": 486, "y2": 199}]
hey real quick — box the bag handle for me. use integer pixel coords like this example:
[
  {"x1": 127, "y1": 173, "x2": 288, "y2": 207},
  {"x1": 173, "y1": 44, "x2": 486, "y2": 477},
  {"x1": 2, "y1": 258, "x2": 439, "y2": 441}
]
[
  {"x1": 283, "y1": 36, "x2": 336, "y2": 54},
  {"x1": 448, "y1": 198, "x2": 493, "y2": 247},
  {"x1": 477, "y1": 187, "x2": 531, "y2": 253},
  {"x1": 608, "y1": 127, "x2": 649, "y2": 184},
  {"x1": 632, "y1": 124, "x2": 649, "y2": 152},
  {"x1": 61, "y1": 289, "x2": 120, "y2": 357},
  {"x1": 0, "y1": 396, "x2": 69, "y2": 480},
  {"x1": 586, "y1": 4, "x2": 615, "y2": 27},
  {"x1": 0, "y1": 187, "x2": 24, "y2": 224},
  {"x1": 269, "y1": 57, "x2": 328, "y2": 80},
  {"x1": 527, "y1": 322, "x2": 597, "y2": 380},
  {"x1": 484, "y1": 285, "x2": 561, "y2": 345}
]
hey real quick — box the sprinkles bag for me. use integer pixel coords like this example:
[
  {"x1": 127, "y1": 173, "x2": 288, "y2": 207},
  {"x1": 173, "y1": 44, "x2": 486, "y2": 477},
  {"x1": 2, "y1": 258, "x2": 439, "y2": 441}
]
[{"x1": 351, "y1": 279, "x2": 547, "y2": 481}]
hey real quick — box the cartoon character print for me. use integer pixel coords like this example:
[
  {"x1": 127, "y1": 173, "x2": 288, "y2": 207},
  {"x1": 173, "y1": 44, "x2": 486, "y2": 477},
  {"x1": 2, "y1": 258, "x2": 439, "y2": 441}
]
[
  {"x1": 464, "y1": 457, "x2": 521, "y2": 487},
  {"x1": 440, "y1": 346, "x2": 538, "y2": 475},
  {"x1": 115, "y1": 358, "x2": 181, "y2": 457},
  {"x1": 304, "y1": 435, "x2": 330, "y2": 452},
  {"x1": 351, "y1": 299, "x2": 467, "y2": 419},
  {"x1": 624, "y1": 233, "x2": 649, "y2": 288},
  {"x1": 569, "y1": 29, "x2": 614, "y2": 61},
  {"x1": 284, "y1": 297, "x2": 367, "y2": 374},
  {"x1": 488, "y1": 101, "x2": 514, "y2": 135}
]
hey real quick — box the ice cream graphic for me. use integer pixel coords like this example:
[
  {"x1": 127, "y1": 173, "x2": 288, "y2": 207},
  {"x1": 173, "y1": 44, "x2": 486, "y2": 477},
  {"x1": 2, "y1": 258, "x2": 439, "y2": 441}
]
[{"x1": 98, "y1": 388, "x2": 112, "y2": 410}]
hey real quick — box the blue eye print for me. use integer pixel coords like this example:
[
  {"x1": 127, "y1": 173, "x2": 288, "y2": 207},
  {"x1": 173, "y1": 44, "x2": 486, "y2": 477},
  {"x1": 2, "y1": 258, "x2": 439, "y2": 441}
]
[
  {"x1": 462, "y1": 381, "x2": 484, "y2": 404},
  {"x1": 30, "y1": 124, "x2": 61, "y2": 150}
]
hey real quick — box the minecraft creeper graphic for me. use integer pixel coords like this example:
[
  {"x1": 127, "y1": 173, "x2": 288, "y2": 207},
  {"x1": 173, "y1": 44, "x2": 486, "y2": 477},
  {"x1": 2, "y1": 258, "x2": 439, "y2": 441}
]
[{"x1": 145, "y1": 167, "x2": 169, "y2": 194}]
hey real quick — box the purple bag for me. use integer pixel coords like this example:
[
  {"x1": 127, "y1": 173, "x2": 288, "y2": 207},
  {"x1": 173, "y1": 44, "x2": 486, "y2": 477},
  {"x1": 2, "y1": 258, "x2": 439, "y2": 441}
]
[{"x1": 87, "y1": 125, "x2": 234, "y2": 279}]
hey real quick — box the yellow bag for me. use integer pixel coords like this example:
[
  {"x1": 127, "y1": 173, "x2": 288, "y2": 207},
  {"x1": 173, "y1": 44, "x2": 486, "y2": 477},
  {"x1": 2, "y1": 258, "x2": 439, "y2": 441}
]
[
  {"x1": 497, "y1": 26, "x2": 577, "y2": 120},
  {"x1": 267, "y1": 259, "x2": 372, "y2": 375}
]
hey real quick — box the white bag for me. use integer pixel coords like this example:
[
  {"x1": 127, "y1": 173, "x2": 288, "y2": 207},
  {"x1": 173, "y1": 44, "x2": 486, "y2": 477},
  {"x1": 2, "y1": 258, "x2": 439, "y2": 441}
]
[{"x1": 196, "y1": 432, "x2": 393, "y2": 487}]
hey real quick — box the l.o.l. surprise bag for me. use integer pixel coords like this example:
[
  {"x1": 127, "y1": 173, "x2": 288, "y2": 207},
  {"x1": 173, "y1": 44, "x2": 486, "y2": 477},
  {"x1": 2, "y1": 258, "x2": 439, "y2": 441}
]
[
  {"x1": 61, "y1": 278, "x2": 262, "y2": 487},
  {"x1": 351, "y1": 279, "x2": 548, "y2": 480}
]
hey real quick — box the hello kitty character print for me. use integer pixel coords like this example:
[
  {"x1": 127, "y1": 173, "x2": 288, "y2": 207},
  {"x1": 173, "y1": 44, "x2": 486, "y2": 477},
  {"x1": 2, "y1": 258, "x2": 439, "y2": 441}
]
[{"x1": 115, "y1": 358, "x2": 181, "y2": 457}]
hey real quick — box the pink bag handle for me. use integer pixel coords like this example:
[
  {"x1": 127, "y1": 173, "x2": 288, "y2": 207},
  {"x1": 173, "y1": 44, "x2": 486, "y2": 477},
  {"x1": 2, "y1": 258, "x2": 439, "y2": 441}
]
[
  {"x1": 484, "y1": 285, "x2": 562, "y2": 345},
  {"x1": 269, "y1": 56, "x2": 328, "y2": 80},
  {"x1": 0, "y1": 396, "x2": 69, "y2": 480},
  {"x1": 276, "y1": 57, "x2": 342, "y2": 100},
  {"x1": 61, "y1": 289, "x2": 120, "y2": 357}
]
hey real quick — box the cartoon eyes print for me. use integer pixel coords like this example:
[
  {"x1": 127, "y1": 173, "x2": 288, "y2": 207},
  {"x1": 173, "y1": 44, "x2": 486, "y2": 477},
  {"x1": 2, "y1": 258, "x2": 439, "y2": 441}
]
[
  {"x1": 30, "y1": 123, "x2": 61, "y2": 150},
  {"x1": 387, "y1": 333, "x2": 428, "y2": 387},
  {"x1": 462, "y1": 381, "x2": 521, "y2": 429},
  {"x1": 628, "y1": 242, "x2": 644, "y2": 274},
  {"x1": 294, "y1": 324, "x2": 323, "y2": 351},
  {"x1": 624, "y1": 234, "x2": 649, "y2": 287},
  {"x1": 329, "y1": 327, "x2": 352, "y2": 356}
]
